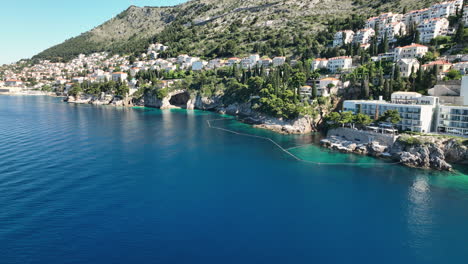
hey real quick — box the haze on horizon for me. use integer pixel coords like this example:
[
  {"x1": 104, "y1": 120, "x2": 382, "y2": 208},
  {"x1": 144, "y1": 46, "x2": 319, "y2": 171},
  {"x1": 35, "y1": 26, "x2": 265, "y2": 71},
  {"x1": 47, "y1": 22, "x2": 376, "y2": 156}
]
[{"x1": 0, "y1": 0, "x2": 187, "y2": 65}]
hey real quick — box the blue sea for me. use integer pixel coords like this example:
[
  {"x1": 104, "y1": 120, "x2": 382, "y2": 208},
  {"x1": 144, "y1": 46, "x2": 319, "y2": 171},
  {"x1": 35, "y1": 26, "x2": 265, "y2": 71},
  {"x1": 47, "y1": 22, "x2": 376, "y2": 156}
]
[{"x1": 1, "y1": 95, "x2": 468, "y2": 264}]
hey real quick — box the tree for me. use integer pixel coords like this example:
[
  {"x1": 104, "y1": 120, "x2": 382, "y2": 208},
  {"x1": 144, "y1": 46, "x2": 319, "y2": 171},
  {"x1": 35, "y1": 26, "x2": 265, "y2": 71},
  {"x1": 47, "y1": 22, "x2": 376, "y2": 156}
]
[
  {"x1": 444, "y1": 69, "x2": 462, "y2": 80},
  {"x1": 379, "y1": 109, "x2": 401, "y2": 125},
  {"x1": 311, "y1": 81, "x2": 317, "y2": 99},
  {"x1": 326, "y1": 112, "x2": 341, "y2": 127},
  {"x1": 354, "y1": 113, "x2": 373, "y2": 128},
  {"x1": 68, "y1": 83, "x2": 82, "y2": 97},
  {"x1": 454, "y1": 22, "x2": 465, "y2": 44},
  {"x1": 361, "y1": 75, "x2": 369, "y2": 99},
  {"x1": 339, "y1": 111, "x2": 354, "y2": 127}
]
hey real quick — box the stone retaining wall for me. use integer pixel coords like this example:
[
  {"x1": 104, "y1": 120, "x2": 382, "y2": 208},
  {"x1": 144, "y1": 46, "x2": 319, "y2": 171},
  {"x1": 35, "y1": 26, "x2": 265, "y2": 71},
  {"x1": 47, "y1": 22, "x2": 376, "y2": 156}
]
[{"x1": 327, "y1": 127, "x2": 397, "y2": 147}]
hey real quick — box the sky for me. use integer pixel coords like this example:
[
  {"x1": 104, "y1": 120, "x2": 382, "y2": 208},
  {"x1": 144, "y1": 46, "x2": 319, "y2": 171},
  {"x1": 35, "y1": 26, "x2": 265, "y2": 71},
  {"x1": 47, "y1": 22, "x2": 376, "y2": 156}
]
[{"x1": 0, "y1": 0, "x2": 188, "y2": 65}]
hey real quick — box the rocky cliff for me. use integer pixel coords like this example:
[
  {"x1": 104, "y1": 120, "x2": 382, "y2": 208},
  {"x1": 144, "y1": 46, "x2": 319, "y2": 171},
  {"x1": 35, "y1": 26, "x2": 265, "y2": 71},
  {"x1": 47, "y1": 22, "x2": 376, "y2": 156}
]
[
  {"x1": 321, "y1": 130, "x2": 468, "y2": 171},
  {"x1": 143, "y1": 91, "x2": 316, "y2": 134}
]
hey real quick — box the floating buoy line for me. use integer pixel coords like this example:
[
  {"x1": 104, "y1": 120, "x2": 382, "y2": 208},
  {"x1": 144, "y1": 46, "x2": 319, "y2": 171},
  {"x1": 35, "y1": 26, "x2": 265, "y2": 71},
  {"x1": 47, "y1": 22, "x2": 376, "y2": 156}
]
[{"x1": 206, "y1": 117, "x2": 402, "y2": 167}]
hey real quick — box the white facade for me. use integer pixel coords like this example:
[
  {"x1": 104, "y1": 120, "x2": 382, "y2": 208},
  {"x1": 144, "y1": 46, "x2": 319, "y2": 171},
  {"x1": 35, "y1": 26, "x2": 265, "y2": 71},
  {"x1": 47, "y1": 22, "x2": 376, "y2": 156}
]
[
  {"x1": 4, "y1": 79, "x2": 23, "y2": 87},
  {"x1": 343, "y1": 92, "x2": 439, "y2": 133},
  {"x1": 397, "y1": 58, "x2": 420, "y2": 78},
  {"x1": 333, "y1": 30, "x2": 355, "y2": 47},
  {"x1": 353, "y1": 28, "x2": 375, "y2": 44},
  {"x1": 417, "y1": 18, "x2": 449, "y2": 43},
  {"x1": 379, "y1": 22, "x2": 406, "y2": 42},
  {"x1": 311, "y1": 58, "x2": 328, "y2": 71},
  {"x1": 272, "y1": 57, "x2": 286, "y2": 67},
  {"x1": 394, "y1": 43, "x2": 428, "y2": 60},
  {"x1": 327, "y1": 56, "x2": 352, "y2": 72},
  {"x1": 111, "y1": 72, "x2": 128, "y2": 82},
  {"x1": 192, "y1": 60, "x2": 207, "y2": 71},
  {"x1": 227, "y1": 58, "x2": 241, "y2": 66},
  {"x1": 316, "y1": 77, "x2": 341, "y2": 97},
  {"x1": 452, "y1": 62, "x2": 468, "y2": 75},
  {"x1": 437, "y1": 105, "x2": 468, "y2": 135}
]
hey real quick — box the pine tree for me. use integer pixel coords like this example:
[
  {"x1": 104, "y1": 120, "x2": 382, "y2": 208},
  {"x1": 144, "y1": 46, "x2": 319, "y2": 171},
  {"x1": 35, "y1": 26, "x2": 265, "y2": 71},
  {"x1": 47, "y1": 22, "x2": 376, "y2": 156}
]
[
  {"x1": 361, "y1": 75, "x2": 370, "y2": 99},
  {"x1": 311, "y1": 81, "x2": 317, "y2": 99},
  {"x1": 454, "y1": 22, "x2": 465, "y2": 44}
]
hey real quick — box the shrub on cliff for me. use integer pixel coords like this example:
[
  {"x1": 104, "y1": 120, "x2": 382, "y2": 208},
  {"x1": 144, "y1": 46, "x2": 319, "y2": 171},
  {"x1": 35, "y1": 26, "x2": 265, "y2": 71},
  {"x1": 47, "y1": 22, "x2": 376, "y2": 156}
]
[
  {"x1": 154, "y1": 88, "x2": 169, "y2": 100},
  {"x1": 398, "y1": 135, "x2": 423, "y2": 146}
]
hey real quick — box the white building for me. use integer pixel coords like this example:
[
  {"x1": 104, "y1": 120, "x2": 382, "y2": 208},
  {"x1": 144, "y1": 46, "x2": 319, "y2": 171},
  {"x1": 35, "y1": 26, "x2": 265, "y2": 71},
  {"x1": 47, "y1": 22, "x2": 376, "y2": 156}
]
[
  {"x1": 366, "y1": 13, "x2": 403, "y2": 30},
  {"x1": 437, "y1": 105, "x2": 468, "y2": 135},
  {"x1": 272, "y1": 56, "x2": 286, "y2": 67},
  {"x1": 428, "y1": 0, "x2": 462, "y2": 19},
  {"x1": 327, "y1": 56, "x2": 353, "y2": 72},
  {"x1": 417, "y1": 18, "x2": 449, "y2": 43},
  {"x1": 316, "y1": 77, "x2": 341, "y2": 97},
  {"x1": 192, "y1": 60, "x2": 207, "y2": 71},
  {"x1": 4, "y1": 79, "x2": 23, "y2": 87},
  {"x1": 397, "y1": 58, "x2": 420, "y2": 78},
  {"x1": 259, "y1": 58, "x2": 272, "y2": 67},
  {"x1": 343, "y1": 92, "x2": 439, "y2": 133},
  {"x1": 353, "y1": 28, "x2": 375, "y2": 45},
  {"x1": 379, "y1": 22, "x2": 406, "y2": 43},
  {"x1": 111, "y1": 72, "x2": 128, "y2": 82},
  {"x1": 207, "y1": 59, "x2": 225, "y2": 69},
  {"x1": 403, "y1": 8, "x2": 429, "y2": 26},
  {"x1": 227, "y1": 57, "x2": 241, "y2": 67},
  {"x1": 333, "y1": 30, "x2": 355, "y2": 47},
  {"x1": 311, "y1": 58, "x2": 328, "y2": 71},
  {"x1": 452, "y1": 61, "x2": 468, "y2": 74},
  {"x1": 394, "y1": 43, "x2": 428, "y2": 60}
]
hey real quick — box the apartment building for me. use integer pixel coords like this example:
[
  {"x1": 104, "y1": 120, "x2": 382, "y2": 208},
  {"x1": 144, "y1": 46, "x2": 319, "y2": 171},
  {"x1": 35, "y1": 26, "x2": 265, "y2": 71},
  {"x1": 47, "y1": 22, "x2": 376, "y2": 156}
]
[
  {"x1": 353, "y1": 28, "x2": 375, "y2": 45},
  {"x1": 417, "y1": 18, "x2": 449, "y2": 43},
  {"x1": 333, "y1": 30, "x2": 355, "y2": 47},
  {"x1": 327, "y1": 56, "x2": 353, "y2": 73},
  {"x1": 437, "y1": 105, "x2": 468, "y2": 135},
  {"x1": 343, "y1": 92, "x2": 439, "y2": 133},
  {"x1": 394, "y1": 43, "x2": 429, "y2": 60}
]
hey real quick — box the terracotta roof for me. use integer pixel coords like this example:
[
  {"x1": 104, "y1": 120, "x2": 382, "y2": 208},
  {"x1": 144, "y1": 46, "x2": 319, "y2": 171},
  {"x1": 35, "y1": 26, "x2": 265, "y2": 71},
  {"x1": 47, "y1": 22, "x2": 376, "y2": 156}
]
[
  {"x1": 423, "y1": 60, "x2": 452, "y2": 66},
  {"x1": 320, "y1": 77, "x2": 340, "y2": 81},
  {"x1": 329, "y1": 56, "x2": 352, "y2": 60},
  {"x1": 397, "y1": 43, "x2": 428, "y2": 49}
]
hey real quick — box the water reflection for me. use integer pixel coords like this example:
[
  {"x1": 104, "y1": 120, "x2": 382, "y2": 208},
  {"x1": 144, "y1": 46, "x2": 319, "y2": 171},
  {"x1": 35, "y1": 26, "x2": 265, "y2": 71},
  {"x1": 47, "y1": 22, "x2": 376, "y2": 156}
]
[{"x1": 407, "y1": 175, "x2": 433, "y2": 252}]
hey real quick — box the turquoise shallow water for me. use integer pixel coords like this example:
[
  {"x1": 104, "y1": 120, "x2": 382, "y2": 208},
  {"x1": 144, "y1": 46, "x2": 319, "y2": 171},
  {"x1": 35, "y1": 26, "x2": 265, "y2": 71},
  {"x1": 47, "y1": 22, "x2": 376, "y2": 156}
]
[{"x1": 1, "y1": 95, "x2": 468, "y2": 264}]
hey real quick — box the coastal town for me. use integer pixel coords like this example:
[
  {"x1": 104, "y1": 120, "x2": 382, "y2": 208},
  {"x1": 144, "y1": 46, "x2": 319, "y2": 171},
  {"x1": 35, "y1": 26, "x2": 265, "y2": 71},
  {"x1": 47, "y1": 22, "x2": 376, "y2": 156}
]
[{"x1": 1, "y1": 0, "x2": 467, "y2": 141}]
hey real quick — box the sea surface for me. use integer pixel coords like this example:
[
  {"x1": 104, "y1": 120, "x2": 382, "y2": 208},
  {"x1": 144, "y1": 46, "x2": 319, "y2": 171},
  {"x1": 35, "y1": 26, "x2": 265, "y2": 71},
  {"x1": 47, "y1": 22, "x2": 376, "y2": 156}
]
[{"x1": 1, "y1": 95, "x2": 468, "y2": 264}]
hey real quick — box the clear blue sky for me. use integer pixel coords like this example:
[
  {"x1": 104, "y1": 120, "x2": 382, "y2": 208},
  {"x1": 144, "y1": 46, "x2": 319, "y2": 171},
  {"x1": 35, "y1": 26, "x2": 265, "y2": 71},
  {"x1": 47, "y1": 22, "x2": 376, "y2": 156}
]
[{"x1": 0, "y1": 0, "x2": 187, "y2": 65}]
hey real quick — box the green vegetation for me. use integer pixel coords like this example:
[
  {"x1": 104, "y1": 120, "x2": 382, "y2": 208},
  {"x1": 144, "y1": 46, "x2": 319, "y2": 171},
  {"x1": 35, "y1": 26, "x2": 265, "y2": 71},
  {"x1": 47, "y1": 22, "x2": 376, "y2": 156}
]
[
  {"x1": 68, "y1": 81, "x2": 129, "y2": 97},
  {"x1": 325, "y1": 111, "x2": 373, "y2": 128},
  {"x1": 398, "y1": 135, "x2": 424, "y2": 146},
  {"x1": 32, "y1": 0, "x2": 442, "y2": 62},
  {"x1": 379, "y1": 109, "x2": 401, "y2": 124}
]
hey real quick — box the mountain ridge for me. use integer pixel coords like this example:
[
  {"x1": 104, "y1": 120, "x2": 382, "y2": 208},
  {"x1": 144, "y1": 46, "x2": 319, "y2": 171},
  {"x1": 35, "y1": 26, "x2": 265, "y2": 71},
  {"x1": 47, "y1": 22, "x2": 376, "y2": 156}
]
[{"x1": 33, "y1": 0, "x2": 443, "y2": 62}]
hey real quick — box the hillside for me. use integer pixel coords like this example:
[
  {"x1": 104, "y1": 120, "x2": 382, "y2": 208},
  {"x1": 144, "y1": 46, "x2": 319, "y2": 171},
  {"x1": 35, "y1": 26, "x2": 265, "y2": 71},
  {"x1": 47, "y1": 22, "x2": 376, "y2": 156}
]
[{"x1": 33, "y1": 0, "x2": 443, "y2": 62}]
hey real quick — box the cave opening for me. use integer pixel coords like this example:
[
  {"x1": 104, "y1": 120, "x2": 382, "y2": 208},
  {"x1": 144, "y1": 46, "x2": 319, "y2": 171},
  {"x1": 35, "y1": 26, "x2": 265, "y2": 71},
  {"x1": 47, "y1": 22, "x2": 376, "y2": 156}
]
[{"x1": 169, "y1": 92, "x2": 190, "y2": 108}]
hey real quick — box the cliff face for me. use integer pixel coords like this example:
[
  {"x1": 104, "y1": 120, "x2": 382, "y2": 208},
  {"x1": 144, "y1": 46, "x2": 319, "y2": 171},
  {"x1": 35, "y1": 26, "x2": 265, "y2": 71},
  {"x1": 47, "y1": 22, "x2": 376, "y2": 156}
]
[
  {"x1": 390, "y1": 135, "x2": 468, "y2": 170},
  {"x1": 142, "y1": 91, "x2": 315, "y2": 134}
]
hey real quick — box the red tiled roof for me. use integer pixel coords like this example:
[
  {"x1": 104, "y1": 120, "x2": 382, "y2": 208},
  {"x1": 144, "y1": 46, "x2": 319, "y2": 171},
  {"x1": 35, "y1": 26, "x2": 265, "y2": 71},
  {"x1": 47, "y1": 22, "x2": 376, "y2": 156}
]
[
  {"x1": 397, "y1": 43, "x2": 428, "y2": 49},
  {"x1": 329, "y1": 56, "x2": 352, "y2": 60}
]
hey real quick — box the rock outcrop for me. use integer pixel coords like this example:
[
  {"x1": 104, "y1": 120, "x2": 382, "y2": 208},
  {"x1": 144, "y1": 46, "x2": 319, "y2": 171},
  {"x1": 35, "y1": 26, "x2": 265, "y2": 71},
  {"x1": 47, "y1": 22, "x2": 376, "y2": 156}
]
[
  {"x1": 253, "y1": 115, "x2": 315, "y2": 134},
  {"x1": 320, "y1": 133, "x2": 468, "y2": 171}
]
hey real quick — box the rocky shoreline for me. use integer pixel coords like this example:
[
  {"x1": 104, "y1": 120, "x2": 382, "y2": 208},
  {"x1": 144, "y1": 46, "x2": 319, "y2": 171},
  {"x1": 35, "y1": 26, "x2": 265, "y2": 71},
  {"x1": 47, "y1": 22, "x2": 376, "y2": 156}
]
[
  {"x1": 66, "y1": 92, "x2": 317, "y2": 135},
  {"x1": 321, "y1": 129, "x2": 468, "y2": 171},
  {"x1": 65, "y1": 93, "x2": 467, "y2": 171}
]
